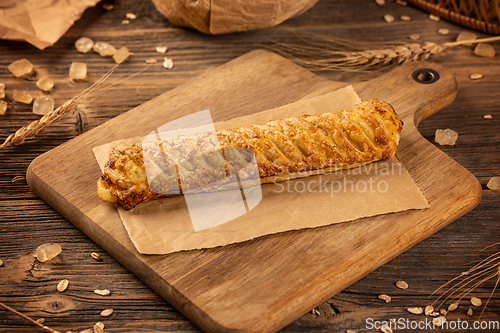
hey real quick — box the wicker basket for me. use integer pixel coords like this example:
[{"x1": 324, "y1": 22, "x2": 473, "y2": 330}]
[{"x1": 407, "y1": 0, "x2": 500, "y2": 34}]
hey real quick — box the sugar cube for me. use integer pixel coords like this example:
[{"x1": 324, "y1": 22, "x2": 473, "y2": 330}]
[{"x1": 69, "y1": 62, "x2": 87, "y2": 80}]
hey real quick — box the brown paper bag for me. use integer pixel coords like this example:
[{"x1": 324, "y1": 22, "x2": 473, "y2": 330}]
[{"x1": 151, "y1": 0, "x2": 319, "y2": 34}]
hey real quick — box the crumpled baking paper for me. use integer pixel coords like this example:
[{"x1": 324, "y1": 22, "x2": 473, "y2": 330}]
[{"x1": 0, "y1": 0, "x2": 100, "y2": 50}]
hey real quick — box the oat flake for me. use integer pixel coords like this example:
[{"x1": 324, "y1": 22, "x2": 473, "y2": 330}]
[
  {"x1": 381, "y1": 324, "x2": 393, "y2": 333},
  {"x1": 57, "y1": 279, "x2": 69, "y2": 292},
  {"x1": 94, "y1": 322, "x2": 105, "y2": 333},
  {"x1": 100, "y1": 308, "x2": 113, "y2": 317},
  {"x1": 471, "y1": 297, "x2": 482, "y2": 306},
  {"x1": 12, "y1": 176, "x2": 26, "y2": 184},
  {"x1": 395, "y1": 280, "x2": 408, "y2": 289},
  {"x1": 163, "y1": 57, "x2": 174, "y2": 69},
  {"x1": 384, "y1": 14, "x2": 395, "y2": 23},
  {"x1": 378, "y1": 294, "x2": 391, "y2": 303},
  {"x1": 429, "y1": 14, "x2": 440, "y2": 21},
  {"x1": 448, "y1": 302, "x2": 459, "y2": 311},
  {"x1": 425, "y1": 305, "x2": 434, "y2": 316},
  {"x1": 156, "y1": 46, "x2": 168, "y2": 54},
  {"x1": 94, "y1": 289, "x2": 111, "y2": 296},
  {"x1": 433, "y1": 316, "x2": 446, "y2": 326},
  {"x1": 407, "y1": 307, "x2": 423, "y2": 315}
]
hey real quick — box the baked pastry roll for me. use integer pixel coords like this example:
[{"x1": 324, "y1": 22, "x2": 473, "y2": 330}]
[{"x1": 97, "y1": 98, "x2": 403, "y2": 209}]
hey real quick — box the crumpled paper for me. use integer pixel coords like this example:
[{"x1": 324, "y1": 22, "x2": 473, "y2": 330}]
[
  {"x1": 0, "y1": 0, "x2": 100, "y2": 50},
  {"x1": 151, "y1": 0, "x2": 319, "y2": 34}
]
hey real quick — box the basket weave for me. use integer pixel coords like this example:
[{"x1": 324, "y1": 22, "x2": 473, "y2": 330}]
[{"x1": 407, "y1": 0, "x2": 500, "y2": 34}]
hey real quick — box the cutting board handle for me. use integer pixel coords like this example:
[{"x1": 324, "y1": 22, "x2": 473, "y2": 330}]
[{"x1": 354, "y1": 61, "x2": 458, "y2": 127}]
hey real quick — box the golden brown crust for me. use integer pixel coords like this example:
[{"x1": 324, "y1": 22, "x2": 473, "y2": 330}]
[
  {"x1": 97, "y1": 98, "x2": 403, "y2": 209},
  {"x1": 97, "y1": 144, "x2": 162, "y2": 209}
]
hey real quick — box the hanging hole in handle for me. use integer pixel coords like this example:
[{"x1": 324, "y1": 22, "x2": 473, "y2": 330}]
[{"x1": 412, "y1": 68, "x2": 440, "y2": 84}]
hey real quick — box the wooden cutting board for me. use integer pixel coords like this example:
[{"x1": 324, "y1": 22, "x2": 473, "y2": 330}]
[{"x1": 27, "y1": 50, "x2": 482, "y2": 333}]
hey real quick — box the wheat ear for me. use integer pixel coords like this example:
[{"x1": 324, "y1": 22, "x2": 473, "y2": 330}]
[
  {"x1": 268, "y1": 34, "x2": 500, "y2": 72},
  {"x1": 0, "y1": 63, "x2": 154, "y2": 150},
  {"x1": 0, "y1": 66, "x2": 117, "y2": 150}
]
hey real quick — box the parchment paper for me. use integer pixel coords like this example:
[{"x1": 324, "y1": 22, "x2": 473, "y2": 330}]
[
  {"x1": 93, "y1": 86, "x2": 429, "y2": 254},
  {"x1": 0, "y1": 0, "x2": 100, "y2": 50}
]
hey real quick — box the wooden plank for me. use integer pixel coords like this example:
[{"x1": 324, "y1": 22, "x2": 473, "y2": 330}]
[
  {"x1": 1, "y1": 194, "x2": 498, "y2": 333},
  {"x1": 25, "y1": 50, "x2": 482, "y2": 332}
]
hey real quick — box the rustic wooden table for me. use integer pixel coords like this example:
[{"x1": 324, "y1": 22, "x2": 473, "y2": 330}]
[{"x1": 1, "y1": 0, "x2": 499, "y2": 332}]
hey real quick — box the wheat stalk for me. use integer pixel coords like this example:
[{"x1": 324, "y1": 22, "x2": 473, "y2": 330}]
[
  {"x1": 430, "y1": 243, "x2": 500, "y2": 318},
  {"x1": 0, "y1": 66, "x2": 119, "y2": 150},
  {"x1": 0, "y1": 64, "x2": 154, "y2": 150},
  {"x1": 267, "y1": 33, "x2": 500, "y2": 72},
  {"x1": 0, "y1": 300, "x2": 61, "y2": 332},
  {"x1": 0, "y1": 99, "x2": 79, "y2": 149}
]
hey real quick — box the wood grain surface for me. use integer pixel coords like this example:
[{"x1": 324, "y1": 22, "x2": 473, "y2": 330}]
[{"x1": 1, "y1": 0, "x2": 499, "y2": 332}]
